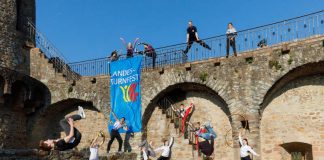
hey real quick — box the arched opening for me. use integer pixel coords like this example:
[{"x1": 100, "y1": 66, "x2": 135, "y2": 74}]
[
  {"x1": 11, "y1": 80, "x2": 30, "y2": 108},
  {"x1": 27, "y1": 98, "x2": 107, "y2": 153},
  {"x1": 260, "y1": 61, "x2": 324, "y2": 160},
  {"x1": 142, "y1": 82, "x2": 234, "y2": 159},
  {"x1": 280, "y1": 142, "x2": 313, "y2": 160}
]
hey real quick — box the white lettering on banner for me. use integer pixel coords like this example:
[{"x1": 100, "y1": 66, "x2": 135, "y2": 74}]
[
  {"x1": 111, "y1": 69, "x2": 136, "y2": 77},
  {"x1": 110, "y1": 74, "x2": 139, "y2": 85}
]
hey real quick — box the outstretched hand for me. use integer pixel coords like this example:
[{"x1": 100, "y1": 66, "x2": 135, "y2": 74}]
[{"x1": 67, "y1": 118, "x2": 73, "y2": 125}]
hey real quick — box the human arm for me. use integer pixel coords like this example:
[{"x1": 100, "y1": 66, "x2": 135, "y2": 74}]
[
  {"x1": 111, "y1": 111, "x2": 119, "y2": 122},
  {"x1": 154, "y1": 146, "x2": 164, "y2": 152},
  {"x1": 63, "y1": 118, "x2": 74, "y2": 143},
  {"x1": 195, "y1": 32, "x2": 199, "y2": 41},
  {"x1": 238, "y1": 131, "x2": 243, "y2": 146},
  {"x1": 120, "y1": 37, "x2": 127, "y2": 47},
  {"x1": 168, "y1": 137, "x2": 174, "y2": 147},
  {"x1": 186, "y1": 33, "x2": 189, "y2": 43},
  {"x1": 90, "y1": 136, "x2": 99, "y2": 148},
  {"x1": 248, "y1": 146, "x2": 260, "y2": 156}
]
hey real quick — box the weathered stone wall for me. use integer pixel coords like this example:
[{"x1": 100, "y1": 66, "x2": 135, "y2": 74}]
[
  {"x1": 25, "y1": 36, "x2": 324, "y2": 160},
  {"x1": 0, "y1": 0, "x2": 35, "y2": 74},
  {"x1": 261, "y1": 75, "x2": 324, "y2": 160}
]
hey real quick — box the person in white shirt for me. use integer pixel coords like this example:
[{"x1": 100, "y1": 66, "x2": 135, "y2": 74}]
[
  {"x1": 89, "y1": 131, "x2": 105, "y2": 160},
  {"x1": 239, "y1": 131, "x2": 260, "y2": 160},
  {"x1": 154, "y1": 137, "x2": 174, "y2": 160},
  {"x1": 226, "y1": 23, "x2": 238, "y2": 58},
  {"x1": 107, "y1": 111, "x2": 128, "y2": 153}
]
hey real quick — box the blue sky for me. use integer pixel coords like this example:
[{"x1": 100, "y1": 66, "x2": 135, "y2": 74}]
[{"x1": 36, "y1": 0, "x2": 324, "y2": 62}]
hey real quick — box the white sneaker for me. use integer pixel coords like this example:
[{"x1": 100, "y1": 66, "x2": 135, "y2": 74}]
[{"x1": 78, "y1": 106, "x2": 86, "y2": 119}]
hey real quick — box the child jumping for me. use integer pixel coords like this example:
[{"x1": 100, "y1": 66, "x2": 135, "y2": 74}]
[{"x1": 154, "y1": 137, "x2": 174, "y2": 160}]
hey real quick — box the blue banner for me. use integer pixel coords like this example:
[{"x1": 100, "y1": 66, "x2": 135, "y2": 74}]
[{"x1": 108, "y1": 56, "x2": 142, "y2": 133}]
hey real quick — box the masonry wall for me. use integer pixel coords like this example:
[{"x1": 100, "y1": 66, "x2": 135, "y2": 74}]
[
  {"x1": 24, "y1": 36, "x2": 324, "y2": 159},
  {"x1": 0, "y1": 0, "x2": 35, "y2": 74},
  {"x1": 261, "y1": 75, "x2": 324, "y2": 160}
]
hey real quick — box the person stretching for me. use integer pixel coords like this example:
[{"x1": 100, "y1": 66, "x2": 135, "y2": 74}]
[
  {"x1": 239, "y1": 130, "x2": 260, "y2": 160},
  {"x1": 171, "y1": 102, "x2": 194, "y2": 133},
  {"x1": 107, "y1": 111, "x2": 128, "y2": 154},
  {"x1": 154, "y1": 137, "x2": 174, "y2": 160},
  {"x1": 39, "y1": 106, "x2": 86, "y2": 151},
  {"x1": 183, "y1": 20, "x2": 211, "y2": 54},
  {"x1": 138, "y1": 140, "x2": 156, "y2": 160},
  {"x1": 89, "y1": 131, "x2": 105, "y2": 160},
  {"x1": 120, "y1": 37, "x2": 140, "y2": 58}
]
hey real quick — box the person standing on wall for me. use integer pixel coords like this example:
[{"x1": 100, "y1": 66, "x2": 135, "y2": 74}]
[
  {"x1": 226, "y1": 22, "x2": 237, "y2": 58},
  {"x1": 107, "y1": 111, "x2": 128, "y2": 154},
  {"x1": 183, "y1": 20, "x2": 211, "y2": 54}
]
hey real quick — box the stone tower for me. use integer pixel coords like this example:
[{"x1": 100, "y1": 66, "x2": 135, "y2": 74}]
[{"x1": 0, "y1": 0, "x2": 35, "y2": 74}]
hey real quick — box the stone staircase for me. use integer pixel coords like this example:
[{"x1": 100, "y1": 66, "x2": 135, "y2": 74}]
[
  {"x1": 157, "y1": 97, "x2": 208, "y2": 160},
  {"x1": 30, "y1": 48, "x2": 80, "y2": 83}
]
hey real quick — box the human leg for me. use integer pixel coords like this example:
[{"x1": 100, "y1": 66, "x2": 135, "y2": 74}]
[
  {"x1": 115, "y1": 131, "x2": 123, "y2": 151},
  {"x1": 107, "y1": 130, "x2": 117, "y2": 153},
  {"x1": 197, "y1": 40, "x2": 211, "y2": 50},
  {"x1": 184, "y1": 41, "x2": 193, "y2": 54},
  {"x1": 230, "y1": 38, "x2": 237, "y2": 56},
  {"x1": 226, "y1": 38, "x2": 230, "y2": 58}
]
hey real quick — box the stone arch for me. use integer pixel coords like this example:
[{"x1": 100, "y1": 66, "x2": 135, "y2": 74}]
[
  {"x1": 142, "y1": 82, "x2": 234, "y2": 159},
  {"x1": 280, "y1": 142, "x2": 313, "y2": 160},
  {"x1": 27, "y1": 98, "x2": 108, "y2": 152},
  {"x1": 260, "y1": 61, "x2": 324, "y2": 160},
  {"x1": 11, "y1": 80, "x2": 30, "y2": 108}
]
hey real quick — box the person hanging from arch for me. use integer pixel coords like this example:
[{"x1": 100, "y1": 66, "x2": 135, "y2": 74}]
[
  {"x1": 120, "y1": 37, "x2": 140, "y2": 58},
  {"x1": 153, "y1": 137, "x2": 174, "y2": 160},
  {"x1": 171, "y1": 101, "x2": 194, "y2": 133},
  {"x1": 107, "y1": 111, "x2": 128, "y2": 154},
  {"x1": 89, "y1": 131, "x2": 105, "y2": 160},
  {"x1": 187, "y1": 121, "x2": 217, "y2": 157},
  {"x1": 137, "y1": 42, "x2": 157, "y2": 69},
  {"x1": 183, "y1": 20, "x2": 211, "y2": 54},
  {"x1": 138, "y1": 139, "x2": 156, "y2": 160},
  {"x1": 239, "y1": 130, "x2": 260, "y2": 160},
  {"x1": 39, "y1": 106, "x2": 86, "y2": 151}
]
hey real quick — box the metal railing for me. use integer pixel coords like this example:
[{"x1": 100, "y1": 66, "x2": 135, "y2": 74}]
[
  {"x1": 67, "y1": 10, "x2": 324, "y2": 76},
  {"x1": 25, "y1": 18, "x2": 80, "y2": 80}
]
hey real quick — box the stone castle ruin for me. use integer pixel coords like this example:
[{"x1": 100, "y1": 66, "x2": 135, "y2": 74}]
[{"x1": 1, "y1": 1, "x2": 324, "y2": 159}]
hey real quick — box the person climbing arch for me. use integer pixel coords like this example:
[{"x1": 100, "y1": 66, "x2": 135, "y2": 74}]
[
  {"x1": 138, "y1": 140, "x2": 156, "y2": 160},
  {"x1": 120, "y1": 37, "x2": 140, "y2": 58},
  {"x1": 171, "y1": 101, "x2": 194, "y2": 133},
  {"x1": 39, "y1": 106, "x2": 86, "y2": 151},
  {"x1": 137, "y1": 42, "x2": 157, "y2": 69},
  {"x1": 89, "y1": 131, "x2": 105, "y2": 160},
  {"x1": 183, "y1": 20, "x2": 211, "y2": 54},
  {"x1": 153, "y1": 137, "x2": 174, "y2": 160},
  {"x1": 239, "y1": 129, "x2": 260, "y2": 160},
  {"x1": 107, "y1": 111, "x2": 128, "y2": 154}
]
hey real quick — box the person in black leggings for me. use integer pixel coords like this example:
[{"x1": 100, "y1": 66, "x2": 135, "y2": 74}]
[
  {"x1": 39, "y1": 106, "x2": 86, "y2": 151},
  {"x1": 183, "y1": 20, "x2": 211, "y2": 54},
  {"x1": 107, "y1": 111, "x2": 128, "y2": 154}
]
